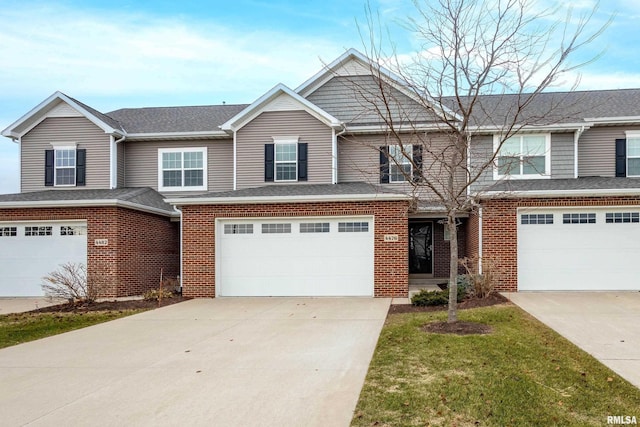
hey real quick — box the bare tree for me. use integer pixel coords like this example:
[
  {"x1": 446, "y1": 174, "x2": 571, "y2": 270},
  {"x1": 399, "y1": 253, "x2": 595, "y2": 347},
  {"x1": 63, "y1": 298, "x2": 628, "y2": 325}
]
[{"x1": 351, "y1": 0, "x2": 609, "y2": 322}]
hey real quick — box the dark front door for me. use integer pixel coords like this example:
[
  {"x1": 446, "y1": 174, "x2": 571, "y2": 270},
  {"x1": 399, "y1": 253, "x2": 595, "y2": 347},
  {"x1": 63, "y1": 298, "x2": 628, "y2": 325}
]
[{"x1": 409, "y1": 222, "x2": 433, "y2": 274}]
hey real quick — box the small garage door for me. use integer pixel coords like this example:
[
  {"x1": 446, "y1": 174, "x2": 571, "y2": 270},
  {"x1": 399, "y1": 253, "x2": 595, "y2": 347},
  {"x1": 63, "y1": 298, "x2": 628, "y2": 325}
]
[
  {"x1": 0, "y1": 221, "x2": 88, "y2": 296},
  {"x1": 518, "y1": 208, "x2": 640, "y2": 291},
  {"x1": 217, "y1": 216, "x2": 374, "y2": 296}
]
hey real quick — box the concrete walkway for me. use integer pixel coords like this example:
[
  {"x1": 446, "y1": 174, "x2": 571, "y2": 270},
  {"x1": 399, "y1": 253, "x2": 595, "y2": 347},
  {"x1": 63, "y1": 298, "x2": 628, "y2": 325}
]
[
  {"x1": 505, "y1": 292, "x2": 640, "y2": 389},
  {"x1": 0, "y1": 297, "x2": 390, "y2": 426}
]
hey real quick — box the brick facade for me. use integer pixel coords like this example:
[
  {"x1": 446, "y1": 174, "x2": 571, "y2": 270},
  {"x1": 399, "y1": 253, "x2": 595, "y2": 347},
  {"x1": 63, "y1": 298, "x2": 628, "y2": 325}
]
[
  {"x1": 481, "y1": 196, "x2": 640, "y2": 291},
  {"x1": 180, "y1": 200, "x2": 410, "y2": 298},
  {"x1": 431, "y1": 219, "x2": 467, "y2": 277},
  {"x1": 0, "y1": 206, "x2": 179, "y2": 297}
]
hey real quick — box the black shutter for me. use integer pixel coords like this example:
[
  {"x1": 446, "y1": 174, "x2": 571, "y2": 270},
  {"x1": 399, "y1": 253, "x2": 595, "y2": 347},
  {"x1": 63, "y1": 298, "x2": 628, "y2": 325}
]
[
  {"x1": 412, "y1": 145, "x2": 423, "y2": 182},
  {"x1": 379, "y1": 146, "x2": 389, "y2": 184},
  {"x1": 297, "y1": 143, "x2": 308, "y2": 181},
  {"x1": 265, "y1": 144, "x2": 275, "y2": 182},
  {"x1": 615, "y1": 138, "x2": 626, "y2": 177},
  {"x1": 44, "y1": 150, "x2": 54, "y2": 186},
  {"x1": 76, "y1": 149, "x2": 86, "y2": 186}
]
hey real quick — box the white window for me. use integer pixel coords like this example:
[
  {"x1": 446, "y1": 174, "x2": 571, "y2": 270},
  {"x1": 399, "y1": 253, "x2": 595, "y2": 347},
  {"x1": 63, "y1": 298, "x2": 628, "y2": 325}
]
[
  {"x1": 25, "y1": 226, "x2": 52, "y2": 236},
  {"x1": 158, "y1": 148, "x2": 207, "y2": 191},
  {"x1": 55, "y1": 148, "x2": 76, "y2": 186},
  {"x1": 60, "y1": 225, "x2": 87, "y2": 236},
  {"x1": 388, "y1": 144, "x2": 412, "y2": 183},
  {"x1": 627, "y1": 137, "x2": 640, "y2": 176},
  {"x1": 338, "y1": 222, "x2": 369, "y2": 232},
  {"x1": 0, "y1": 226, "x2": 17, "y2": 237},
  {"x1": 261, "y1": 223, "x2": 292, "y2": 234},
  {"x1": 494, "y1": 134, "x2": 550, "y2": 179},
  {"x1": 300, "y1": 222, "x2": 330, "y2": 233},
  {"x1": 275, "y1": 142, "x2": 297, "y2": 182},
  {"x1": 224, "y1": 224, "x2": 253, "y2": 234}
]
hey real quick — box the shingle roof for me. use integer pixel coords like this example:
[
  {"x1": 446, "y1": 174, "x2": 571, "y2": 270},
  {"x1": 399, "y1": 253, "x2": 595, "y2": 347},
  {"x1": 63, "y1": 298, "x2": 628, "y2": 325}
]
[
  {"x1": 484, "y1": 176, "x2": 640, "y2": 193},
  {"x1": 66, "y1": 94, "x2": 125, "y2": 133},
  {"x1": 107, "y1": 104, "x2": 248, "y2": 134},
  {"x1": 172, "y1": 182, "x2": 408, "y2": 199},
  {"x1": 0, "y1": 187, "x2": 176, "y2": 215}
]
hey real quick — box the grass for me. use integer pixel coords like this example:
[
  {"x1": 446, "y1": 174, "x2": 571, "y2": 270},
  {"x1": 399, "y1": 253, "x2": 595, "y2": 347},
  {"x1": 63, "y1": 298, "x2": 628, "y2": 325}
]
[
  {"x1": 352, "y1": 304, "x2": 640, "y2": 426},
  {"x1": 0, "y1": 309, "x2": 147, "y2": 349}
]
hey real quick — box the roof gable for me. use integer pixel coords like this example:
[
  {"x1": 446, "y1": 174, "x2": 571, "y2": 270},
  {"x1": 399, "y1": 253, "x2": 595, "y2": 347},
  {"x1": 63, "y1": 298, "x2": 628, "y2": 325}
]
[
  {"x1": 1, "y1": 91, "x2": 124, "y2": 139},
  {"x1": 219, "y1": 84, "x2": 343, "y2": 132}
]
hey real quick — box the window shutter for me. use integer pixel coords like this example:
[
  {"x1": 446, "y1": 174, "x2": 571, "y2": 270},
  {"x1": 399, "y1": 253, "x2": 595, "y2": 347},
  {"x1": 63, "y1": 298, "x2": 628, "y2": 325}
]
[
  {"x1": 379, "y1": 146, "x2": 389, "y2": 184},
  {"x1": 412, "y1": 145, "x2": 423, "y2": 182},
  {"x1": 76, "y1": 149, "x2": 86, "y2": 186},
  {"x1": 44, "y1": 150, "x2": 54, "y2": 186},
  {"x1": 297, "y1": 143, "x2": 308, "y2": 181},
  {"x1": 615, "y1": 138, "x2": 626, "y2": 178},
  {"x1": 265, "y1": 144, "x2": 275, "y2": 182}
]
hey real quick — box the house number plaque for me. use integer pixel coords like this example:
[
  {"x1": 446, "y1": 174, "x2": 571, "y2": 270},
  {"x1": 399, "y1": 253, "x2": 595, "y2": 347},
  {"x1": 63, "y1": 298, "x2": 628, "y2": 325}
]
[
  {"x1": 383, "y1": 234, "x2": 399, "y2": 242},
  {"x1": 94, "y1": 239, "x2": 109, "y2": 246}
]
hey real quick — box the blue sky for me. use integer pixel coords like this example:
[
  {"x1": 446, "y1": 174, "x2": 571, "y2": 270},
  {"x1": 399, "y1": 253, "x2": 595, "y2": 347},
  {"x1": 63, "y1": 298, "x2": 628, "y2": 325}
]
[{"x1": 0, "y1": 0, "x2": 638, "y2": 193}]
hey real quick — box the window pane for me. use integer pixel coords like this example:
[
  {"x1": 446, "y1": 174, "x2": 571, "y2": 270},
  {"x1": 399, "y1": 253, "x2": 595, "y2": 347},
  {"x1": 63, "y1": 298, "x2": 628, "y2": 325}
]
[
  {"x1": 162, "y1": 152, "x2": 182, "y2": 169},
  {"x1": 498, "y1": 156, "x2": 519, "y2": 175},
  {"x1": 499, "y1": 137, "x2": 520, "y2": 156},
  {"x1": 276, "y1": 163, "x2": 297, "y2": 181},
  {"x1": 275, "y1": 144, "x2": 297, "y2": 162},
  {"x1": 390, "y1": 164, "x2": 410, "y2": 182},
  {"x1": 389, "y1": 144, "x2": 412, "y2": 164},
  {"x1": 56, "y1": 149, "x2": 76, "y2": 167},
  {"x1": 55, "y1": 168, "x2": 75, "y2": 185},
  {"x1": 184, "y1": 170, "x2": 203, "y2": 186},
  {"x1": 522, "y1": 156, "x2": 545, "y2": 174},
  {"x1": 627, "y1": 138, "x2": 640, "y2": 157},
  {"x1": 184, "y1": 151, "x2": 203, "y2": 169},
  {"x1": 628, "y1": 158, "x2": 640, "y2": 176},
  {"x1": 163, "y1": 170, "x2": 182, "y2": 187},
  {"x1": 523, "y1": 135, "x2": 546, "y2": 155}
]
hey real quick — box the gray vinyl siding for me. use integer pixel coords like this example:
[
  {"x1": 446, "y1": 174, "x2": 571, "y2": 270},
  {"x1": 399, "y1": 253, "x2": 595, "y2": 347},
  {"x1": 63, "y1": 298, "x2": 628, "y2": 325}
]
[
  {"x1": 578, "y1": 125, "x2": 640, "y2": 177},
  {"x1": 306, "y1": 75, "x2": 439, "y2": 125},
  {"x1": 469, "y1": 135, "x2": 494, "y2": 191},
  {"x1": 21, "y1": 117, "x2": 110, "y2": 192},
  {"x1": 236, "y1": 110, "x2": 333, "y2": 189},
  {"x1": 117, "y1": 141, "x2": 125, "y2": 187},
  {"x1": 339, "y1": 133, "x2": 466, "y2": 200},
  {"x1": 124, "y1": 139, "x2": 233, "y2": 195},
  {"x1": 550, "y1": 133, "x2": 575, "y2": 178}
]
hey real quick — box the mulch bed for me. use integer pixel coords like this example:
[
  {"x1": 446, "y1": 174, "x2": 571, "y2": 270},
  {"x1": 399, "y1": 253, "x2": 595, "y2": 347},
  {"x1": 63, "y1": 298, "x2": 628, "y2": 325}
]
[
  {"x1": 389, "y1": 292, "x2": 509, "y2": 315},
  {"x1": 31, "y1": 297, "x2": 189, "y2": 313},
  {"x1": 422, "y1": 321, "x2": 493, "y2": 335}
]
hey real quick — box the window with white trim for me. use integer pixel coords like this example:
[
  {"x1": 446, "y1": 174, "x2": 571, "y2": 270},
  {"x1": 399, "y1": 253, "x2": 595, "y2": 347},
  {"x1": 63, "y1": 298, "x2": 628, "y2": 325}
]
[
  {"x1": 563, "y1": 213, "x2": 596, "y2": 224},
  {"x1": 25, "y1": 226, "x2": 52, "y2": 236},
  {"x1": 338, "y1": 222, "x2": 369, "y2": 232},
  {"x1": 55, "y1": 148, "x2": 76, "y2": 186},
  {"x1": 605, "y1": 212, "x2": 640, "y2": 223},
  {"x1": 495, "y1": 134, "x2": 549, "y2": 179},
  {"x1": 224, "y1": 224, "x2": 253, "y2": 234},
  {"x1": 0, "y1": 227, "x2": 17, "y2": 237},
  {"x1": 521, "y1": 214, "x2": 554, "y2": 225},
  {"x1": 627, "y1": 137, "x2": 640, "y2": 176},
  {"x1": 389, "y1": 144, "x2": 412, "y2": 183},
  {"x1": 158, "y1": 148, "x2": 207, "y2": 191},
  {"x1": 300, "y1": 222, "x2": 330, "y2": 233},
  {"x1": 275, "y1": 142, "x2": 298, "y2": 182},
  {"x1": 262, "y1": 223, "x2": 292, "y2": 234},
  {"x1": 60, "y1": 225, "x2": 87, "y2": 236}
]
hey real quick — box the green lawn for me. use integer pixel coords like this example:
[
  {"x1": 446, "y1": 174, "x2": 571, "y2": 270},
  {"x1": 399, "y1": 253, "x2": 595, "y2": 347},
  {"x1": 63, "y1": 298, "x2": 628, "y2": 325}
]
[
  {"x1": 0, "y1": 310, "x2": 147, "y2": 349},
  {"x1": 352, "y1": 304, "x2": 640, "y2": 426}
]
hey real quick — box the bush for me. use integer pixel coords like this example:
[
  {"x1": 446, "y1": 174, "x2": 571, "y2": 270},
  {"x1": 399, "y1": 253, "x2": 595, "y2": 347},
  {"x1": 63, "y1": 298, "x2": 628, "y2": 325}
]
[
  {"x1": 411, "y1": 285, "x2": 467, "y2": 306},
  {"x1": 143, "y1": 288, "x2": 174, "y2": 301},
  {"x1": 459, "y1": 256, "x2": 499, "y2": 298},
  {"x1": 41, "y1": 262, "x2": 106, "y2": 302}
]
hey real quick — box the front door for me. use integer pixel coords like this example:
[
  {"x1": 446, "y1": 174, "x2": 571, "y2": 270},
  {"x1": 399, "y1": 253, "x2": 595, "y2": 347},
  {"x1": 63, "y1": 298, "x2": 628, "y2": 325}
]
[{"x1": 409, "y1": 222, "x2": 433, "y2": 274}]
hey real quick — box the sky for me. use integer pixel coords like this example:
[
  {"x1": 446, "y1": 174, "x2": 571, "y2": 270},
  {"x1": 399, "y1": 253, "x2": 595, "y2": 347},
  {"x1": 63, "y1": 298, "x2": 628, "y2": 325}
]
[{"x1": 1, "y1": 0, "x2": 639, "y2": 194}]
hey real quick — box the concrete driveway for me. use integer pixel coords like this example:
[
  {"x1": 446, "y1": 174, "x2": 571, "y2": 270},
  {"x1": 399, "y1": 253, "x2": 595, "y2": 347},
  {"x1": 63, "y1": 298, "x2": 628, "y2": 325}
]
[
  {"x1": 0, "y1": 297, "x2": 390, "y2": 426},
  {"x1": 0, "y1": 297, "x2": 66, "y2": 314},
  {"x1": 505, "y1": 292, "x2": 640, "y2": 389}
]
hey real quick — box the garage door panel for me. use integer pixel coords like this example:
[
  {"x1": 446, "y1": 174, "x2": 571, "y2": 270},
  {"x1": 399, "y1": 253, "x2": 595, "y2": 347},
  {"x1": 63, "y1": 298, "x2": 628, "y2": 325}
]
[
  {"x1": 0, "y1": 222, "x2": 87, "y2": 296},
  {"x1": 518, "y1": 208, "x2": 640, "y2": 291},
  {"x1": 217, "y1": 217, "x2": 374, "y2": 297}
]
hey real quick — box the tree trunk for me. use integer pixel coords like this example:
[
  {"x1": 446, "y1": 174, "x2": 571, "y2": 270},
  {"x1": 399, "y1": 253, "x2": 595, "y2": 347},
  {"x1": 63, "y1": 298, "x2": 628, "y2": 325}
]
[{"x1": 447, "y1": 210, "x2": 458, "y2": 323}]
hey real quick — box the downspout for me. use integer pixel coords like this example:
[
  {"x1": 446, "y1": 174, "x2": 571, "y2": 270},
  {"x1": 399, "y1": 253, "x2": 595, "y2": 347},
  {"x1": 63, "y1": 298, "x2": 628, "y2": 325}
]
[
  {"x1": 333, "y1": 126, "x2": 346, "y2": 184},
  {"x1": 174, "y1": 205, "x2": 183, "y2": 293},
  {"x1": 112, "y1": 133, "x2": 127, "y2": 188},
  {"x1": 574, "y1": 126, "x2": 584, "y2": 178},
  {"x1": 478, "y1": 206, "x2": 483, "y2": 274},
  {"x1": 233, "y1": 130, "x2": 237, "y2": 190}
]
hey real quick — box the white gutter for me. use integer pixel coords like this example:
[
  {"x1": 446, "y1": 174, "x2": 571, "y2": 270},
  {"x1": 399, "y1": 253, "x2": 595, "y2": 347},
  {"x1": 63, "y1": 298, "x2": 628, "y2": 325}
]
[
  {"x1": 166, "y1": 192, "x2": 410, "y2": 206},
  {"x1": 584, "y1": 116, "x2": 640, "y2": 124},
  {"x1": 481, "y1": 187, "x2": 640, "y2": 199},
  {"x1": 0, "y1": 199, "x2": 179, "y2": 217},
  {"x1": 125, "y1": 131, "x2": 230, "y2": 140}
]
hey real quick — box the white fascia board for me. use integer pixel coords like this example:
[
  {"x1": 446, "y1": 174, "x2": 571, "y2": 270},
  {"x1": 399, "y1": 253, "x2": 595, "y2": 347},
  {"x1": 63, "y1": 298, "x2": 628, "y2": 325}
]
[
  {"x1": 0, "y1": 199, "x2": 179, "y2": 217},
  {"x1": 344, "y1": 123, "x2": 446, "y2": 134},
  {"x1": 584, "y1": 116, "x2": 640, "y2": 124},
  {"x1": 471, "y1": 122, "x2": 592, "y2": 134},
  {"x1": 220, "y1": 83, "x2": 343, "y2": 132},
  {"x1": 480, "y1": 188, "x2": 640, "y2": 199},
  {"x1": 166, "y1": 192, "x2": 410, "y2": 206},
  {"x1": 125, "y1": 131, "x2": 230, "y2": 140},
  {"x1": 2, "y1": 91, "x2": 120, "y2": 139}
]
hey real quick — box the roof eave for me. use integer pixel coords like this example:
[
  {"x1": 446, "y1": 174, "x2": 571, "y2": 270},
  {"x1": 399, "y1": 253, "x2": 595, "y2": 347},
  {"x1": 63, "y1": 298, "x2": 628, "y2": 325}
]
[
  {"x1": 166, "y1": 192, "x2": 410, "y2": 206},
  {"x1": 0, "y1": 199, "x2": 179, "y2": 217},
  {"x1": 479, "y1": 188, "x2": 640, "y2": 199},
  {"x1": 125, "y1": 131, "x2": 230, "y2": 141}
]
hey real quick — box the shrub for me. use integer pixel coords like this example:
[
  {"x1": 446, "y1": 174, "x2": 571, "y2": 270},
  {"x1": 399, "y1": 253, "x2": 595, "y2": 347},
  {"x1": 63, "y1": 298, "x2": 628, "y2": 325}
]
[
  {"x1": 411, "y1": 286, "x2": 466, "y2": 306},
  {"x1": 143, "y1": 288, "x2": 174, "y2": 301},
  {"x1": 459, "y1": 256, "x2": 499, "y2": 299},
  {"x1": 41, "y1": 262, "x2": 106, "y2": 302}
]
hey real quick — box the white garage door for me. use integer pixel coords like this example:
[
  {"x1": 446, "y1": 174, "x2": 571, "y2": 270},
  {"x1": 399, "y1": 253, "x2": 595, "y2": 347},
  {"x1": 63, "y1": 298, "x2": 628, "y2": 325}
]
[
  {"x1": 0, "y1": 221, "x2": 87, "y2": 296},
  {"x1": 217, "y1": 216, "x2": 374, "y2": 297},
  {"x1": 518, "y1": 207, "x2": 640, "y2": 291}
]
